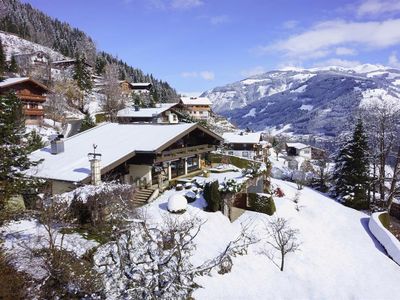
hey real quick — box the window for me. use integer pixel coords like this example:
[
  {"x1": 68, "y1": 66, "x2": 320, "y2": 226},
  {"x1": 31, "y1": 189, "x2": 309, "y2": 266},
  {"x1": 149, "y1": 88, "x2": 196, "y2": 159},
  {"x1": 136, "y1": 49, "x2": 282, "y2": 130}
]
[{"x1": 242, "y1": 151, "x2": 249, "y2": 157}]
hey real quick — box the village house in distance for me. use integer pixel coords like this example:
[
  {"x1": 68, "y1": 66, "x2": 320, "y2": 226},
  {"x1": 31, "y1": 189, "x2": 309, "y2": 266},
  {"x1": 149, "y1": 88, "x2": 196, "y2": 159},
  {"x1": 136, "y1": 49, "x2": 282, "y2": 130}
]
[
  {"x1": 179, "y1": 96, "x2": 212, "y2": 120},
  {"x1": 222, "y1": 131, "x2": 266, "y2": 160},
  {"x1": 285, "y1": 142, "x2": 326, "y2": 160},
  {"x1": 0, "y1": 77, "x2": 49, "y2": 125},
  {"x1": 117, "y1": 103, "x2": 180, "y2": 124}
]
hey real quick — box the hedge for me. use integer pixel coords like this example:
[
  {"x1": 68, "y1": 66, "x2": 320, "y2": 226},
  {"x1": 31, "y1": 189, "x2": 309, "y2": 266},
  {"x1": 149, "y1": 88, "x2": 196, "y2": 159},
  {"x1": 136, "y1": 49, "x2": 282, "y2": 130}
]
[
  {"x1": 207, "y1": 153, "x2": 261, "y2": 170},
  {"x1": 247, "y1": 193, "x2": 276, "y2": 216}
]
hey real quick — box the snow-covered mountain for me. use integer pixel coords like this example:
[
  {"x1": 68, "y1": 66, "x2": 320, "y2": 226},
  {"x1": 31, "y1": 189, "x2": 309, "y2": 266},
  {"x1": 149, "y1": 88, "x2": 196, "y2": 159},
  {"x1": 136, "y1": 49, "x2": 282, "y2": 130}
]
[
  {"x1": 0, "y1": 30, "x2": 66, "y2": 61},
  {"x1": 202, "y1": 64, "x2": 400, "y2": 136}
]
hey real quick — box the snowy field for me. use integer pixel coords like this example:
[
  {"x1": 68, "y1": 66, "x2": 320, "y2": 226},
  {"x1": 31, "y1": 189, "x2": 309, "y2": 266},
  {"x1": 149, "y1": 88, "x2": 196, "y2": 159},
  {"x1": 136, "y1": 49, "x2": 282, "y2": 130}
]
[{"x1": 128, "y1": 169, "x2": 400, "y2": 299}]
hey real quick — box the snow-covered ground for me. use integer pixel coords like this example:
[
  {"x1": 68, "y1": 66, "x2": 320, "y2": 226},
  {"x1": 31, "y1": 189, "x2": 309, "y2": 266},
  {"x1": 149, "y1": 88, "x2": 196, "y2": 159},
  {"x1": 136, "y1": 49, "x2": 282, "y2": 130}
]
[
  {"x1": 0, "y1": 219, "x2": 98, "y2": 280},
  {"x1": 134, "y1": 168, "x2": 400, "y2": 299}
]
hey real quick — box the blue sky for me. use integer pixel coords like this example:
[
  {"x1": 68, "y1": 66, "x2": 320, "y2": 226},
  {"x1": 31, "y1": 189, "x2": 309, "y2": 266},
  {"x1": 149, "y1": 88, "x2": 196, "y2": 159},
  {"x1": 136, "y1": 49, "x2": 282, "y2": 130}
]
[{"x1": 22, "y1": 0, "x2": 400, "y2": 94}]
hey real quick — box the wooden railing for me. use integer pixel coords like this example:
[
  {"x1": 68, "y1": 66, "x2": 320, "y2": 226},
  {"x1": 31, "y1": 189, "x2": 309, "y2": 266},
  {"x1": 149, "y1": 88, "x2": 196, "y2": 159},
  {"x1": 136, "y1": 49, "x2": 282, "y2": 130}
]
[
  {"x1": 18, "y1": 94, "x2": 46, "y2": 102},
  {"x1": 156, "y1": 144, "x2": 215, "y2": 162},
  {"x1": 23, "y1": 108, "x2": 44, "y2": 116}
]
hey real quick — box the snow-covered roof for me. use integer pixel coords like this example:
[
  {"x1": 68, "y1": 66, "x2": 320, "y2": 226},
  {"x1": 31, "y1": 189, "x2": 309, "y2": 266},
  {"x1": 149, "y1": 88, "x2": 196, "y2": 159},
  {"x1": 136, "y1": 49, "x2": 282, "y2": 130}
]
[
  {"x1": 51, "y1": 59, "x2": 77, "y2": 64},
  {"x1": 286, "y1": 142, "x2": 309, "y2": 150},
  {"x1": 0, "y1": 77, "x2": 30, "y2": 87},
  {"x1": 131, "y1": 82, "x2": 152, "y2": 89},
  {"x1": 28, "y1": 123, "x2": 201, "y2": 183},
  {"x1": 117, "y1": 103, "x2": 178, "y2": 118},
  {"x1": 180, "y1": 96, "x2": 212, "y2": 106},
  {"x1": 223, "y1": 132, "x2": 261, "y2": 144},
  {"x1": 0, "y1": 77, "x2": 49, "y2": 91}
]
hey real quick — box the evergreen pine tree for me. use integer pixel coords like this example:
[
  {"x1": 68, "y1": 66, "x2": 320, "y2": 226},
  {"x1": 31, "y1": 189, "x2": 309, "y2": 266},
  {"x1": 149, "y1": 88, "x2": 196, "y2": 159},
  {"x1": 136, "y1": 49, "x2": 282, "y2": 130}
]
[
  {"x1": 332, "y1": 119, "x2": 370, "y2": 209},
  {"x1": 0, "y1": 93, "x2": 42, "y2": 209},
  {"x1": 26, "y1": 130, "x2": 45, "y2": 153},
  {"x1": 73, "y1": 55, "x2": 93, "y2": 92},
  {"x1": 80, "y1": 114, "x2": 96, "y2": 132},
  {"x1": 8, "y1": 55, "x2": 18, "y2": 73},
  {"x1": 0, "y1": 38, "x2": 6, "y2": 76},
  {"x1": 95, "y1": 56, "x2": 107, "y2": 75}
]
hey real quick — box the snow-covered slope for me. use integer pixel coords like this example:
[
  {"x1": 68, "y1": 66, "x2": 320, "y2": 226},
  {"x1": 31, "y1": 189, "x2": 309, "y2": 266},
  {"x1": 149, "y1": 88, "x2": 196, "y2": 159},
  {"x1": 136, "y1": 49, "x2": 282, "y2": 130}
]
[
  {"x1": 134, "y1": 175, "x2": 400, "y2": 299},
  {"x1": 203, "y1": 65, "x2": 400, "y2": 136},
  {"x1": 194, "y1": 179, "x2": 400, "y2": 299},
  {"x1": 0, "y1": 30, "x2": 66, "y2": 60}
]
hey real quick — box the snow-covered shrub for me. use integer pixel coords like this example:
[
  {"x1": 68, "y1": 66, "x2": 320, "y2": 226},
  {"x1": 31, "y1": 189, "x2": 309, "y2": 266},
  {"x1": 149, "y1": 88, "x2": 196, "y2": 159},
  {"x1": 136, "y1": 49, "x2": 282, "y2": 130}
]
[
  {"x1": 219, "y1": 178, "x2": 244, "y2": 194},
  {"x1": 56, "y1": 182, "x2": 136, "y2": 226},
  {"x1": 242, "y1": 161, "x2": 263, "y2": 178},
  {"x1": 168, "y1": 194, "x2": 187, "y2": 213},
  {"x1": 184, "y1": 191, "x2": 197, "y2": 203},
  {"x1": 247, "y1": 193, "x2": 276, "y2": 216}
]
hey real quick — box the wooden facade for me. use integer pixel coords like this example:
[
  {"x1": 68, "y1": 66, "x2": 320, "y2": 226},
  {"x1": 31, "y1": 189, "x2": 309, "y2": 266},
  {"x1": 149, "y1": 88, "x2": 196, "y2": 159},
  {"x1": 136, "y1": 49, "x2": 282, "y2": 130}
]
[{"x1": 0, "y1": 78, "x2": 49, "y2": 125}]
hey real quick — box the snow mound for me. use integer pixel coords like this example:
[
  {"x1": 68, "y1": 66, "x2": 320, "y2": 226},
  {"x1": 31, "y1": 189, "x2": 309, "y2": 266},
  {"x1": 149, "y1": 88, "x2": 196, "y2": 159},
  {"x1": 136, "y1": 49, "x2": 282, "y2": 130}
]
[
  {"x1": 168, "y1": 194, "x2": 188, "y2": 212},
  {"x1": 369, "y1": 212, "x2": 400, "y2": 265}
]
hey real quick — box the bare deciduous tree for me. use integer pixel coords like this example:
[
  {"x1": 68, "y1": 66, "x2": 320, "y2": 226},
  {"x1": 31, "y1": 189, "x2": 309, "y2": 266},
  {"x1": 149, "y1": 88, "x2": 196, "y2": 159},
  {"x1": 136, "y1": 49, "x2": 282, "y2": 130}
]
[
  {"x1": 262, "y1": 217, "x2": 300, "y2": 271},
  {"x1": 95, "y1": 216, "x2": 257, "y2": 299},
  {"x1": 271, "y1": 136, "x2": 286, "y2": 161},
  {"x1": 101, "y1": 63, "x2": 125, "y2": 121},
  {"x1": 45, "y1": 81, "x2": 70, "y2": 125},
  {"x1": 360, "y1": 97, "x2": 400, "y2": 205}
]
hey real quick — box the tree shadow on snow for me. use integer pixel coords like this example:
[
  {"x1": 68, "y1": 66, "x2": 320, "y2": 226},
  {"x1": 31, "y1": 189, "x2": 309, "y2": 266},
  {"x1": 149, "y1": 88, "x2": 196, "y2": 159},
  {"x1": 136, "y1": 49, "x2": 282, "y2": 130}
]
[{"x1": 359, "y1": 217, "x2": 387, "y2": 255}]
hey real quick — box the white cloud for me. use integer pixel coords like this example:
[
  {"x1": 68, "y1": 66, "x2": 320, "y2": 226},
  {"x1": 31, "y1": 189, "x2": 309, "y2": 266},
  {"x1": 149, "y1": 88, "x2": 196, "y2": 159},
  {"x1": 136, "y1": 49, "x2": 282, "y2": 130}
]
[
  {"x1": 356, "y1": 0, "x2": 400, "y2": 17},
  {"x1": 313, "y1": 58, "x2": 361, "y2": 68},
  {"x1": 241, "y1": 66, "x2": 266, "y2": 77},
  {"x1": 262, "y1": 19, "x2": 400, "y2": 59},
  {"x1": 335, "y1": 47, "x2": 357, "y2": 56},
  {"x1": 209, "y1": 15, "x2": 230, "y2": 25},
  {"x1": 283, "y1": 20, "x2": 298, "y2": 29},
  {"x1": 388, "y1": 51, "x2": 400, "y2": 68},
  {"x1": 171, "y1": 0, "x2": 203, "y2": 10},
  {"x1": 199, "y1": 71, "x2": 215, "y2": 80},
  {"x1": 181, "y1": 71, "x2": 215, "y2": 81}
]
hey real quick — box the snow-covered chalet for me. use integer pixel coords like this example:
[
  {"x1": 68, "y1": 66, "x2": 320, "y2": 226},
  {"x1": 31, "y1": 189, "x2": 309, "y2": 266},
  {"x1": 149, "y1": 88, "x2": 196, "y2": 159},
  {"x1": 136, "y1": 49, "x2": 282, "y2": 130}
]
[{"x1": 28, "y1": 122, "x2": 223, "y2": 194}]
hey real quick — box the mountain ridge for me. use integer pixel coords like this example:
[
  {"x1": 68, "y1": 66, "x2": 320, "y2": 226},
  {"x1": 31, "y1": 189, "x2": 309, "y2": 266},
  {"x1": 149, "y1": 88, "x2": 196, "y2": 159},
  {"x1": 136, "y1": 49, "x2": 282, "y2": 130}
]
[{"x1": 202, "y1": 64, "x2": 400, "y2": 136}]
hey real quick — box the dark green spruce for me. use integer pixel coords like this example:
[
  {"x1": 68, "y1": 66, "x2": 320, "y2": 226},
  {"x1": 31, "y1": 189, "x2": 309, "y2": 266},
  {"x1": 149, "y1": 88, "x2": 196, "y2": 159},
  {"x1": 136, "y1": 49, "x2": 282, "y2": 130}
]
[
  {"x1": 0, "y1": 93, "x2": 42, "y2": 209},
  {"x1": 332, "y1": 119, "x2": 370, "y2": 209}
]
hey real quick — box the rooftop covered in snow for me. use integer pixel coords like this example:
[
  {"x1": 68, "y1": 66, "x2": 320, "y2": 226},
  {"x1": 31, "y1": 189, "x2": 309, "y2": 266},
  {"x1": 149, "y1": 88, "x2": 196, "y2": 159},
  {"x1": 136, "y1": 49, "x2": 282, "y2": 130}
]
[
  {"x1": 223, "y1": 132, "x2": 261, "y2": 144},
  {"x1": 180, "y1": 96, "x2": 212, "y2": 106},
  {"x1": 131, "y1": 82, "x2": 152, "y2": 89},
  {"x1": 28, "y1": 123, "x2": 222, "y2": 183},
  {"x1": 0, "y1": 77, "x2": 49, "y2": 91},
  {"x1": 286, "y1": 142, "x2": 309, "y2": 150},
  {"x1": 117, "y1": 103, "x2": 178, "y2": 118}
]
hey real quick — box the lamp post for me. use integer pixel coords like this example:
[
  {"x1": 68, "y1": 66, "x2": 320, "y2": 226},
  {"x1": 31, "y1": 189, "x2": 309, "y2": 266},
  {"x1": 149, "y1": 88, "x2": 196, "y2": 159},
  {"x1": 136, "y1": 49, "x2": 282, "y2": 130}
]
[{"x1": 88, "y1": 144, "x2": 102, "y2": 186}]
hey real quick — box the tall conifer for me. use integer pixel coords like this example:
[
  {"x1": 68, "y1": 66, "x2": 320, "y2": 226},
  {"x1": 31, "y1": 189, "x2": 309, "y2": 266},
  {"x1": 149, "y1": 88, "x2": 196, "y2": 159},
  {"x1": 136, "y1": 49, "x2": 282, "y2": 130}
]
[
  {"x1": 0, "y1": 93, "x2": 42, "y2": 208},
  {"x1": 332, "y1": 119, "x2": 370, "y2": 209}
]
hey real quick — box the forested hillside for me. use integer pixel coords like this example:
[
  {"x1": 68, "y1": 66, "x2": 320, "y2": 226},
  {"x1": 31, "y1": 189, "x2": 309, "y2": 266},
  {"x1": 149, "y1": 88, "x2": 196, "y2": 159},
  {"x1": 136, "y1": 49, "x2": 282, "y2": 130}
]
[{"x1": 0, "y1": 0, "x2": 178, "y2": 101}]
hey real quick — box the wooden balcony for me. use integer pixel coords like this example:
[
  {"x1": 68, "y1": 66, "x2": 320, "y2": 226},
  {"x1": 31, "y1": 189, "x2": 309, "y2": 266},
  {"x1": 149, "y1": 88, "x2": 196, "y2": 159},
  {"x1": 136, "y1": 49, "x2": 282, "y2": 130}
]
[
  {"x1": 155, "y1": 144, "x2": 215, "y2": 163},
  {"x1": 24, "y1": 108, "x2": 44, "y2": 116},
  {"x1": 18, "y1": 94, "x2": 46, "y2": 102}
]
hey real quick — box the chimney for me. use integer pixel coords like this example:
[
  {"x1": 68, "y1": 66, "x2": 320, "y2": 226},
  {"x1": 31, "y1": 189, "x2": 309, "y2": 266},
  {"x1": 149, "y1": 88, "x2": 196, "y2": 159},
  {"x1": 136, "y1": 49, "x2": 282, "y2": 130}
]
[
  {"x1": 50, "y1": 134, "x2": 64, "y2": 155},
  {"x1": 134, "y1": 105, "x2": 140, "y2": 111},
  {"x1": 88, "y1": 144, "x2": 102, "y2": 186}
]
